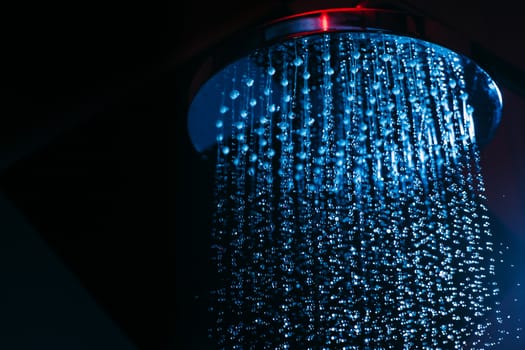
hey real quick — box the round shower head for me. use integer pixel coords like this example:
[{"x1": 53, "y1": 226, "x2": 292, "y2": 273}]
[
  {"x1": 190, "y1": 7, "x2": 509, "y2": 348},
  {"x1": 187, "y1": 8, "x2": 502, "y2": 152}
]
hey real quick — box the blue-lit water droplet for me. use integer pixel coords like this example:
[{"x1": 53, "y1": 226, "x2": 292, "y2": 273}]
[
  {"x1": 234, "y1": 121, "x2": 244, "y2": 130},
  {"x1": 229, "y1": 90, "x2": 240, "y2": 100}
]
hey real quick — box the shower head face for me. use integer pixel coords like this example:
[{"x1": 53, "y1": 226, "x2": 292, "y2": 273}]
[{"x1": 187, "y1": 31, "x2": 502, "y2": 153}]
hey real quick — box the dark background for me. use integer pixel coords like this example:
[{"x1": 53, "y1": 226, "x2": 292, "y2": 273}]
[{"x1": 1, "y1": 1, "x2": 170, "y2": 350}]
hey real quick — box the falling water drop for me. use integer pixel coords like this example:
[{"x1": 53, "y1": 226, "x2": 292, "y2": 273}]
[{"x1": 229, "y1": 89, "x2": 240, "y2": 100}]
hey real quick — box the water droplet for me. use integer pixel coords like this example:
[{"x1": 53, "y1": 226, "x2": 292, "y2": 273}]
[
  {"x1": 229, "y1": 90, "x2": 240, "y2": 100},
  {"x1": 234, "y1": 121, "x2": 244, "y2": 130},
  {"x1": 293, "y1": 57, "x2": 303, "y2": 66}
]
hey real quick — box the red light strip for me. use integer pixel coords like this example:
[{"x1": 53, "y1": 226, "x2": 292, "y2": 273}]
[{"x1": 320, "y1": 12, "x2": 329, "y2": 31}]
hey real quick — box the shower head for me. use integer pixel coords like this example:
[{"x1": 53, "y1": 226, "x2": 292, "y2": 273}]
[
  {"x1": 187, "y1": 7, "x2": 502, "y2": 152},
  {"x1": 187, "y1": 5, "x2": 510, "y2": 348}
]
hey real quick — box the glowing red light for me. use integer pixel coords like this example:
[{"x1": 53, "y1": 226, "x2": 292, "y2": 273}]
[{"x1": 320, "y1": 13, "x2": 329, "y2": 31}]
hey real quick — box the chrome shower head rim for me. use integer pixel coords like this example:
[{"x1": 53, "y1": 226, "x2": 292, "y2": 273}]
[
  {"x1": 187, "y1": 7, "x2": 502, "y2": 152},
  {"x1": 189, "y1": 8, "x2": 422, "y2": 104}
]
